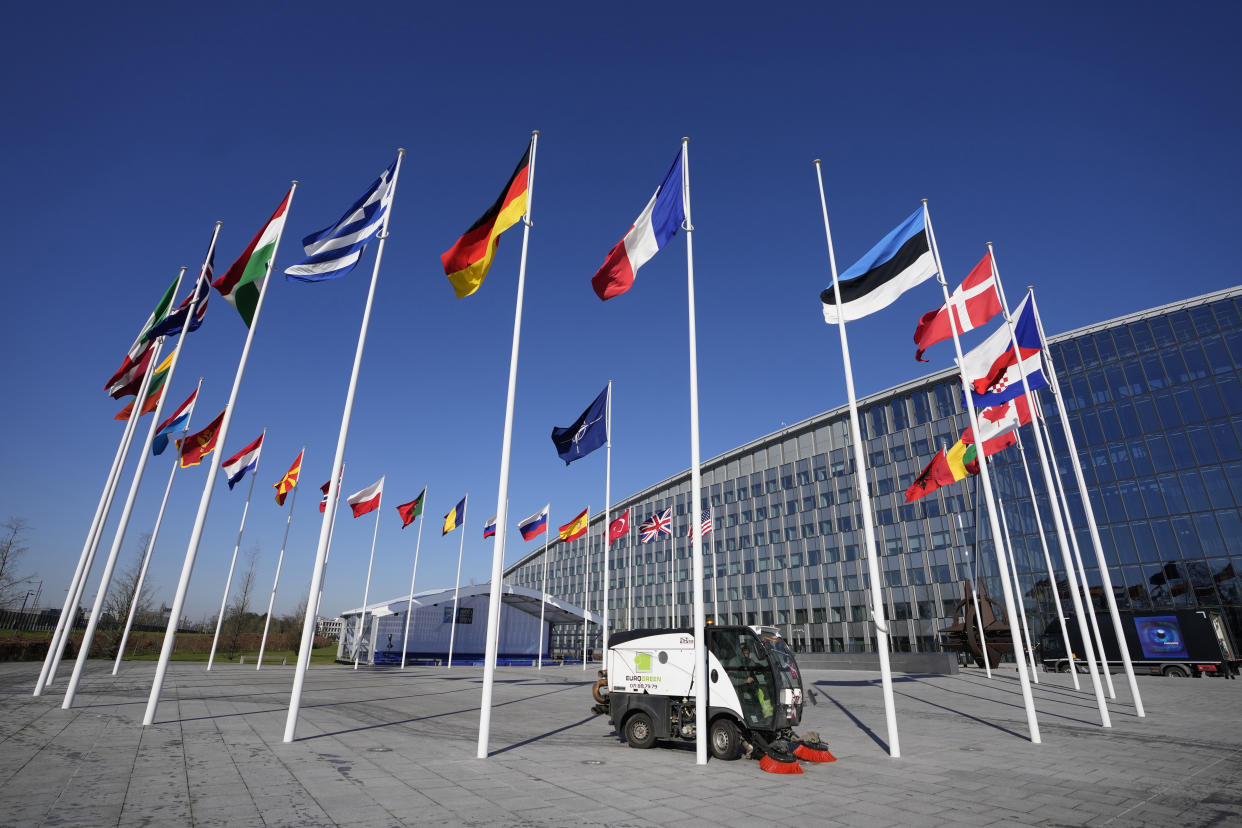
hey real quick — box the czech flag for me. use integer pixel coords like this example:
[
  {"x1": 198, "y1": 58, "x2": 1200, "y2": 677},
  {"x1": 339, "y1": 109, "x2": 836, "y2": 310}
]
[{"x1": 518, "y1": 506, "x2": 549, "y2": 541}]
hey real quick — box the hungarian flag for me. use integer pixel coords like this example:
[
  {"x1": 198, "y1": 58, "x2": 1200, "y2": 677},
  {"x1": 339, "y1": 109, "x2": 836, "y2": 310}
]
[
  {"x1": 396, "y1": 488, "x2": 426, "y2": 528},
  {"x1": 607, "y1": 508, "x2": 630, "y2": 544},
  {"x1": 559, "y1": 507, "x2": 590, "y2": 542},
  {"x1": 222, "y1": 433, "x2": 264, "y2": 490},
  {"x1": 441, "y1": 142, "x2": 530, "y2": 299},
  {"x1": 913, "y1": 250, "x2": 1001, "y2": 362},
  {"x1": 960, "y1": 292, "x2": 1048, "y2": 407},
  {"x1": 273, "y1": 449, "x2": 303, "y2": 506},
  {"x1": 347, "y1": 478, "x2": 384, "y2": 518},
  {"x1": 177, "y1": 410, "x2": 225, "y2": 469},
  {"x1": 214, "y1": 189, "x2": 292, "y2": 327},
  {"x1": 106, "y1": 343, "x2": 155, "y2": 400},
  {"x1": 114, "y1": 354, "x2": 173, "y2": 419}
]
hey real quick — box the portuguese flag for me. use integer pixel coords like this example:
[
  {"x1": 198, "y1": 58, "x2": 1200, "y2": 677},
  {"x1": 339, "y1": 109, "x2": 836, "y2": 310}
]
[
  {"x1": 441, "y1": 142, "x2": 531, "y2": 299},
  {"x1": 213, "y1": 188, "x2": 293, "y2": 327},
  {"x1": 396, "y1": 488, "x2": 426, "y2": 529}
]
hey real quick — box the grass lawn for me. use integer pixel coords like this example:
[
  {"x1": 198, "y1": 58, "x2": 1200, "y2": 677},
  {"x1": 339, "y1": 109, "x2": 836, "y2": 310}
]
[{"x1": 124, "y1": 644, "x2": 338, "y2": 665}]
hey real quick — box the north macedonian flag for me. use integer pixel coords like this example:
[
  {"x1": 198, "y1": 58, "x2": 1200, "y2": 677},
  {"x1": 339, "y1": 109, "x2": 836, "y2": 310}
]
[
  {"x1": 441, "y1": 142, "x2": 531, "y2": 299},
  {"x1": 274, "y1": 449, "x2": 304, "y2": 506}
]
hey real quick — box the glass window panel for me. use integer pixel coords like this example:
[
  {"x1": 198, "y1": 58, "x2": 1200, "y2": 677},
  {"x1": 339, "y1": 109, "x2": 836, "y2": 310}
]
[
  {"x1": 1174, "y1": 386, "x2": 1204, "y2": 424},
  {"x1": 1158, "y1": 472, "x2": 1189, "y2": 514},
  {"x1": 1187, "y1": 424, "x2": 1216, "y2": 466},
  {"x1": 1118, "y1": 479, "x2": 1143, "y2": 520},
  {"x1": 1194, "y1": 513, "x2": 1227, "y2": 557},
  {"x1": 1111, "y1": 523, "x2": 1138, "y2": 564},
  {"x1": 1113, "y1": 327, "x2": 1137, "y2": 358},
  {"x1": 1217, "y1": 511, "x2": 1242, "y2": 555},
  {"x1": 1129, "y1": 320, "x2": 1155, "y2": 352},
  {"x1": 1134, "y1": 396, "x2": 1161, "y2": 432},
  {"x1": 1211, "y1": 419, "x2": 1242, "y2": 461},
  {"x1": 1148, "y1": 316, "x2": 1174, "y2": 348},
  {"x1": 1224, "y1": 328, "x2": 1242, "y2": 367},
  {"x1": 1153, "y1": 389, "x2": 1181, "y2": 428},
  {"x1": 1146, "y1": 519, "x2": 1175, "y2": 563},
  {"x1": 1139, "y1": 477, "x2": 1167, "y2": 516},
  {"x1": 1078, "y1": 337, "x2": 1100, "y2": 369},
  {"x1": 1219, "y1": 375, "x2": 1242, "y2": 415},
  {"x1": 1127, "y1": 436, "x2": 1153, "y2": 476},
  {"x1": 1201, "y1": 334, "x2": 1233, "y2": 374},
  {"x1": 1146, "y1": 434, "x2": 1175, "y2": 472},
  {"x1": 1140, "y1": 353, "x2": 1167, "y2": 389},
  {"x1": 1095, "y1": 331, "x2": 1117, "y2": 363},
  {"x1": 1100, "y1": 482, "x2": 1125, "y2": 524},
  {"x1": 1178, "y1": 468, "x2": 1208, "y2": 510}
]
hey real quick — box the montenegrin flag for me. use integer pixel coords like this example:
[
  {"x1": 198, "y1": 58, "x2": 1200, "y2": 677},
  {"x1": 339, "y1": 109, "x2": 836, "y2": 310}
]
[
  {"x1": 441, "y1": 141, "x2": 530, "y2": 299},
  {"x1": 221, "y1": 432, "x2": 264, "y2": 490},
  {"x1": 177, "y1": 410, "x2": 225, "y2": 469},
  {"x1": 347, "y1": 477, "x2": 384, "y2": 518},
  {"x1": 273, "y1": 449, "x2": 303, "y2": 506},
  {"x1": 214, "y1": 188, "x2": 292, "y2": 327},
  {"x1": 821, "y1": 207, "x2": 937, "y2": 324},
  {"x1": 559, "y1": 507, "x2": 590, "y2": 542}
]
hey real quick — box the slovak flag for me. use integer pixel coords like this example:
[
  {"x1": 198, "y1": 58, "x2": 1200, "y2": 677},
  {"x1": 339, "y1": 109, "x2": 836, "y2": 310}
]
[
  {"x1": 608, "y1": 508, "x2": 630, "y2": 544},
  {"x1": 483, "y1": 515, "x2": 497, "y2": 539},
  {"x1": 347, "y1": 477, "x2": 384, "y2": 518},
  {"x1": 591, "y1": 148, "x2": 685, "y2": 301},
  {"x1": 518, "y1": 506, "x2": 550, "y2": 541},
  {"x1": 960, "y1": 291, "x2": 1049, "y2": 408}
]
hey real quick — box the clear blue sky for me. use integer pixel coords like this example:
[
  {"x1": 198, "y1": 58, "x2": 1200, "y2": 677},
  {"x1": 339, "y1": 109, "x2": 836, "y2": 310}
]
[{"x1": 2, "y1": 2, "x2": 1239, "y2": 623}]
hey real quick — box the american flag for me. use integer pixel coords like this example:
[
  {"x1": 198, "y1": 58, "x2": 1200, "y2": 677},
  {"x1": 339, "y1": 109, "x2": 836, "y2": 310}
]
[
  {"x1": 688, "y1": 509, "x2": 713, "y2": 539},
  {"x1": 638, "y1": 508, "x2": 672, "y2": 543}
]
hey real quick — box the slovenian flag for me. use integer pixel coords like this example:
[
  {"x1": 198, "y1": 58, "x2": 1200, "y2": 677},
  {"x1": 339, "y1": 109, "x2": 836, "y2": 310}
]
[
  {"x1": 222, "y1": 433, "x2": 264, "y2": 490},
  {"x1": 591, "y1": 148, "x2": 685, "y2": 301},
  {"x1": 483, "y1": 515, "x2": 497, "y2": 539},
  {"x1": 518, "y1": 506, "x2": 549, "y2": 541},
  {"x1": 152, "y1": 388, "x2": 199, "y2": 456}
]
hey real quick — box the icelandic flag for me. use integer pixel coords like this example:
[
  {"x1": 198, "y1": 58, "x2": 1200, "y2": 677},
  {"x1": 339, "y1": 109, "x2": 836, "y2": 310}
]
[
  {"x1": 551, "y1": 385, "x2": 610, "y2": 465},
  {"x1": 960, "y1": 292, "x2": 1049, "y2": 408},
  {"x1": 151, "y1": 388, "x2": 198, "y2": 456},
  {"x1": 221, "y1": 433, "x2": 264, "y2": 490},
  {"x1": 483, "y1": 515, "x2": 497, "y2": 539},
  {"x1": 591, "y1": 148, "x2": 685, "y2": 300},
  {"x1": 518, "y1": 505, "x2": 549, "y2": 541},
  {"x1": 285, "y1": 158, "x2": 398, "y2": 283}
]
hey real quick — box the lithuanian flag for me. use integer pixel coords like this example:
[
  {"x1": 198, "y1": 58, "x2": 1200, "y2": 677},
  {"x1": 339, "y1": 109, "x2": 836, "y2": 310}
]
[
  {"x1": 441, "y1": 143, "x2": 531, "y2": 299},
  {"x1": 114, "y1": 354, "x2": 173, "y2": 420}
]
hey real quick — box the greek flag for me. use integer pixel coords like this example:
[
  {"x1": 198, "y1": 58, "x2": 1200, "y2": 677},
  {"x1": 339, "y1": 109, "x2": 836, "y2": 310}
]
[{"x1": 285, "y1": 158, "x2": 398, "y2": 282}]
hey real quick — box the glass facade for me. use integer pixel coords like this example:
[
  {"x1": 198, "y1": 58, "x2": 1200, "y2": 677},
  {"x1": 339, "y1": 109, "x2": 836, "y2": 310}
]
[{"x1": 506, "y1": 287, "x2": 1242, "y2": 658}]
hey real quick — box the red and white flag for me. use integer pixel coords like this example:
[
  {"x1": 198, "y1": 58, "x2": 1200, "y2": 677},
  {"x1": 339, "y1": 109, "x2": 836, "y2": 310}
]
[
  {"x1": 608, "y1": 509, "x2": 630, "y2": 544},
  {"x1": 913, "y1": 250, "x2": 1001, "y2": 362},
  {"x1": 964, "y1": 395, "x2": 1033, "y2": 452},
  {"x1": 347, "y1": 477, "x2": 384, "y2": 518}
]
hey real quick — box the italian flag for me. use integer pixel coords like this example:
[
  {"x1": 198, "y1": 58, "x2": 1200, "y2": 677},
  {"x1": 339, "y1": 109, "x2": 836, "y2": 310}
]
[{"x1": 212, "y1": 188, "x2": 292, "y2": 327}]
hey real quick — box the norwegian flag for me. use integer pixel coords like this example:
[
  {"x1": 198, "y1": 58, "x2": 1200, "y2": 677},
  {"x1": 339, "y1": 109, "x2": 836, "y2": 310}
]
[
  {"x1": 687, "y1": 509, "x2": 713, "y2": 539},
  {"x1": 638, "y1": 508, "x2": 672, "y2": 543}
]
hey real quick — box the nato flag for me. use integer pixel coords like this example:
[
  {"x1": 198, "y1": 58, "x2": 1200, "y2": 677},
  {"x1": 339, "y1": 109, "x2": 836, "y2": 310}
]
[{"x1": 551, "y1": 385, "x2": 610, "y2": 465}]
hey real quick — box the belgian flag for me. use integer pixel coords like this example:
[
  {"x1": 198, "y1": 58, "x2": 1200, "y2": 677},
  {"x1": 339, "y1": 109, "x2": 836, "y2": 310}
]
[{"x1": 441, "y1": 142, "x2": 531, "y2": 299}]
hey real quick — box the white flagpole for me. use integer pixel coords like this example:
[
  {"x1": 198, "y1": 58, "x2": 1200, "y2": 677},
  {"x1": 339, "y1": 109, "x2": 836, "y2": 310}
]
[
  {"x1": 63, "y1": 239, "x2": 215, "y2": 709},
  {"x1": 400, "y1": 486, "x2": 427, "y2": 670},
  {"x1": 582, "y1": 507, "x2": 591, "y2": 670},
  {"x1": 448, "y1": 494, "x2": 468, "y2": 669},
  {"x1": 708, "y1": 509, "x2": 717, "y2": 623},
  {"x1": 208, "y1": 435, "x2": 265, "y2": 672},
  {"x1": 603, "y1": 381, "x2": 612, "y2": 654},
  {"x1": 1012, "y1": 430, "x2": 1079, "y2": 690},
  {"x1": 987, "y1": 246, "x2": 1110, "y2": 719},
  {"x1": 35, "y1": 268, "x2": 189, "y2": 696},
  {"x1": 923, "y1": 201, "x2": 1039, "y2": 743},
  {"x1": 258, "y1": 451, "x2": 302, "y2": 671},
  {"x1": 813, "y1": 160, "x2": 901, "y2": 757},
  {"x1": 537, "y1": 506, "x2": 549, "y2": 669},
  {"x1": 1030, "y1": 294, "x2": 1143, "y2": 716},
  {"x1": 994, "y1": 484, "x2": 1040, "y2": 682},
  {"x1": 952, "y1": 508, "x2": 990, "y2": 676},
  {"x1": 114, "y1": 377, "x2": 205, "y2": 675},
  {"x1": 476, "y1": 131, "x2": 538, "y2": 758},
  {"x1": 627, "y1": 514, "x2": 634, "y2": 629},
  {"x1": 146, "y1": 184, "x2": 299, "y2": 726},
  {"x1": 312, "y1": 464, "x2": 345, "y2": 628},
  {"x1": 353, "y1": 479, "x2": 385, "y2": 670},
  {"x1": 681, "y1": 138, "x2": 709, "y2": 766},
  {"x1": 283, "y1": 152, "x2": 404, "y2": 740}
]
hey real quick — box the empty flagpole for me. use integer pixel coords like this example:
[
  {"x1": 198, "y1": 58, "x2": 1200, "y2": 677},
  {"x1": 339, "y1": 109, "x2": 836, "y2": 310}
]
[
  {"x1": 208, "y1": 433, "x2": 265, "y2": 671},
  {"x1": 283, "y1": 150, "x2": 405, "y2": 740},
  {"x1": 476, "y1": 130, "x2": 539, "y2": 758},
  {"x1": 537, "y1": 506, "x2": 550, "y2": 669},
  {"x1": 582, "y1": 507, "x2": 591, "y2": 670},
  {"x1": 400, "y1": 486, "x2": 427, "y2": 670},
  {"x1": 353, "y1": 478, "x2": 385, "y2": 670},
  {"x1": 448, "y1": 494, "x2": 468, "y2": 669},
  {"x1": 1030, "y1": 294, "x2": 1144, "y2": 716},
  {"x1": 628, "y1": 513, "x2": 634, "y2": 629},
  {"x1": 603, "y1": 381, "x2": 612, "y2": 655},
  {"x1": 987, "y1": 247, "x2": 1109, "y2": 716},
  {"x1": 924, "y1": 201, "x2": 1039, "y2": 743},
  {"x1": 312, "y1": 463, "x2": 346, "y2": 629},
  {"x1": 258, "y1": 450, "x2": 302, "y2": 671},
  {"x1": 813, "y1": 160, "x2": 900, "y2": 757},
  {"x1": 114, "y1": 377, "x2": 205, "y2": 675},
  {"x1": 993, "y1": 485, "x2": 1040, "y2": 682},
  {"x1": 952, "y1": 508, "x2": 990, "y2": 676}
]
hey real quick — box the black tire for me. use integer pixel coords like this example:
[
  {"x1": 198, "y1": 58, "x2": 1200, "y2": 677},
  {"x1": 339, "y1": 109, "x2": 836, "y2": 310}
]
[
  {"x1": 1057, "y1": 661, "x2": 1071, "y2": 673},
  {"x1": 1162, "y1": 664, "x2": 1191, "y2": 678},
  {"x1": 624, "y1": 712, "x2": 656, "y2": 749},
  {"x1": 709, "y1": 718, "x2": 740, "y2": 760}
]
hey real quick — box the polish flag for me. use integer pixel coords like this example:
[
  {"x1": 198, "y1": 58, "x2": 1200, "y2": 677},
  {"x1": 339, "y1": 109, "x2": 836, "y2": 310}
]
[{"x1": 347, "y1": 478, "x2": 384, "y2": 518}]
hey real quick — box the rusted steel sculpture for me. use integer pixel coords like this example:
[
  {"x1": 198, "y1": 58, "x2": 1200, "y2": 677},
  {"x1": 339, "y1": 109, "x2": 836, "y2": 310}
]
[{"x1": 939, "y1": 579, "x2": 1014, "y2": 667}]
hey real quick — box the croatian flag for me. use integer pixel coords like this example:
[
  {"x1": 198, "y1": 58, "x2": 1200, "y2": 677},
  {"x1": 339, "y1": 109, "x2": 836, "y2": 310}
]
[
  {"x1": 483, "y1": 515, "x2": 497, "y2": 539},
  {"x1": 591, "y1": 148, "x2": 685, "y2": 301},
  {"x1": 960, "y1": 292, "x2": 1049, "y2": 408},
  {"x1": 222, "y1": 433, "x2": 264, "y2": 490},
  {"x1": 518, "y1": 505, "x2": 549, "y2": 541}
]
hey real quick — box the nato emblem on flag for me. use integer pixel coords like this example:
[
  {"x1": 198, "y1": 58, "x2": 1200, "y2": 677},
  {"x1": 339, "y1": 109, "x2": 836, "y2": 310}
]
[{"x1": 551, "y1": 385, "x2": 609, "y2": 465}]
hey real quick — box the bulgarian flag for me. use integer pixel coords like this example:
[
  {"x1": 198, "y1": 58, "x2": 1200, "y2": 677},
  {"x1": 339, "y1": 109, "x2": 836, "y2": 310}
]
[
  {"x1": 213, "y1": 188, "x2": 293, "y2": 327},
  {"x1": 114, "y1": 354, "x2": 173, "y2": 420}
]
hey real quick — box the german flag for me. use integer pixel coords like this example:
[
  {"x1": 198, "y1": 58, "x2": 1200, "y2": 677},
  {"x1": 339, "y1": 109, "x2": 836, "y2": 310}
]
[{"x1": 441, "y1": 142, "x2": 531, "y2": 299}]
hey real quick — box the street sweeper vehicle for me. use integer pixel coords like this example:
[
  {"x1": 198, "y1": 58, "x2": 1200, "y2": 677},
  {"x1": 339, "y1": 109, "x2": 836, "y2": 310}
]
[{"x1": 591, "y1": 625, "x2": 834, "y2": 772}]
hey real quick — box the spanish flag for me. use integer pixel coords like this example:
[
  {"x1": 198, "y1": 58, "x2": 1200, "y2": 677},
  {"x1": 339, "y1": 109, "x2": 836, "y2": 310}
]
[
  {"x1": 559, "y1": 507, "x2": 590, "y2": 542},
  {"x1": 274, "y1": 449, "x2": 304, "y2": 506},
  {"x1": 441, "y1": 142, "x2": 531, "y2": 299},
  {"x1": 176, "y1": 410, "x2": 225, "y2": 469},
  {"x1": 443, "y1": 496, "x2": 467, "y2": 535}
]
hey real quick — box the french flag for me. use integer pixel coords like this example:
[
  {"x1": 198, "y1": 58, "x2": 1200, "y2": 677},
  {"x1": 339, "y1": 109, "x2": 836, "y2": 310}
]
[
  {"x1": 518, "y1": 505, "x2": 549, "y2": 541},
  {"x1": 591, "y1": 148, "x2": 685, "y2": 301}
]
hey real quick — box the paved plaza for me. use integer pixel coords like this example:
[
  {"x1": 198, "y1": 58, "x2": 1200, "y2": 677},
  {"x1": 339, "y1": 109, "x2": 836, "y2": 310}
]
[{"x1": 0, "y1": 660, "x2": 1239, "y2": 827}]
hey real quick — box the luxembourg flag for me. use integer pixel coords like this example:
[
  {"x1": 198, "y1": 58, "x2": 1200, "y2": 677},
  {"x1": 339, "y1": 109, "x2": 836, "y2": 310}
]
[
  {"x1": 151, "y1": 388, "x2": 198, "y2": 456},
  {"x1": 591, "y1": 148, "x2": 685, "y2": 300},
  {"x1": 518, "y1": 505, "x2": 549, "y2": 541},
  {"x1": 222, "y1": 433, "x2": 264, "y2": 490},
  {"x1": 347, "y1": 477, "x2": 384, "y2": 518}
]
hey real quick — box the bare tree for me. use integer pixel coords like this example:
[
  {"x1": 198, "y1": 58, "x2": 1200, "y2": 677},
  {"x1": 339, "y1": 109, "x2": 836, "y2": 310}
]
[
  {"x1": 225, "y1": 545, "x2": 260, "y2": 659},
  {"x1": 0, "y1": 517, "x2": 33, "y2": 608},
  {"x1": 100, "y1": 533, "x2": 155, "y2": 657}
]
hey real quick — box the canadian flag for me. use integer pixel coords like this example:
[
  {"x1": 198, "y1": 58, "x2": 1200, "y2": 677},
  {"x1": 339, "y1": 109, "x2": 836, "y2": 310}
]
[
  {"x1": 964, "y1": 395, "x2": 1033, "y2": 452},
  {"x1": 913, "y1": 250, "x2": 1002, "y2": 362}
]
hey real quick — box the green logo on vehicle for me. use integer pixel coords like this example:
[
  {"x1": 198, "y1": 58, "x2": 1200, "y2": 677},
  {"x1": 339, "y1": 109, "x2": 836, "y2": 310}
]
[{"x1": 634, "y1": 652, "x2": 652, "y2": 671}]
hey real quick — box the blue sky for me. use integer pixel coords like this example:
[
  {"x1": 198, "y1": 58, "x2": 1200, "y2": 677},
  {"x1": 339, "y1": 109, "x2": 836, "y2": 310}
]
[{"x1": 2, "y1": 2, "x2": 1239, "y2": 623}]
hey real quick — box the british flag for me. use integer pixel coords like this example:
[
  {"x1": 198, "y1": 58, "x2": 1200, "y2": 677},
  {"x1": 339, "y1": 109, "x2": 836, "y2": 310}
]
[
  {"x1": 688, "y1": 509, "x2": 713, "y2": 539},
  {"x1": 639, "y1": 508, "x2": 672, "y2": 543}
]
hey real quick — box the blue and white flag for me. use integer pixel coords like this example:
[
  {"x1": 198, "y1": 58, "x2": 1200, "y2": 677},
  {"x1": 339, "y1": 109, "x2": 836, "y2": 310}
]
[
  {"x1": 285, "y1": 158, "x2": 398, "y2": 283},
  {"x1": 820, "y1": 207, "x2": 937, "y2": 324},
  {"x1": 551, "y1": 385, "x2": 610, "y2": 465}
]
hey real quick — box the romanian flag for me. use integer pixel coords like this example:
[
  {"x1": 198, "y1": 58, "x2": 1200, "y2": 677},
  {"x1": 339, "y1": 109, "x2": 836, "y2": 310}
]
[
  {"x1": 274, "y1": 449, "x2": 304, "y2": 506},
  {"x1": 176, "y1": 410, "x2": 225, "y2": 469},
  {"x1": 559, "y1": 507, "x2": 590, "y2": 542},
  {"x1": 441, "y1": 142, "x2": 530, "y2": 299},
  {"x1": 443, "y1": 496, "x2": 466, "y2": 535},
  {"x1": 114, "y1": 354, "x2": 173, "y2": 420}
]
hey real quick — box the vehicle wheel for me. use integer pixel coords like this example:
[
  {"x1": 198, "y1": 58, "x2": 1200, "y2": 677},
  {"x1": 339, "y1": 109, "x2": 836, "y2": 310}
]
[
  {"x1": 624, "y1": 712, "x2": 656, "y2": 749},
  {"x1": 1162, "y1": 664, "x2": 1190, "y2": 678},
  {"x1": 709, "y1": 718, "x2": 740, "y2": 760},
  {"x1": 1057, "y1": 661, "x2": 1071, "y2": 673}
]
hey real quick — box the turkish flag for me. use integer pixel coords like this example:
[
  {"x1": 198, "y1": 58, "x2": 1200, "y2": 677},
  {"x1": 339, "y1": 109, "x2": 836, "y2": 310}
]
[{"x1": 608, "y1": 509, "x2": 630, "y2": 544}]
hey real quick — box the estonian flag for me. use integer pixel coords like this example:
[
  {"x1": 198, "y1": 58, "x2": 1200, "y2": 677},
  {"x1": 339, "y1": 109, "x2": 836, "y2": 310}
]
[{"x1": 821, "y1": 207, "x2": 937, "y2": 324}]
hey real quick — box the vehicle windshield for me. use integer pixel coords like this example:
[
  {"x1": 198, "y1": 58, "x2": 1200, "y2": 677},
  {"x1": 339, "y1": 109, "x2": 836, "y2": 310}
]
[
  {"x1": 759, "y1": 633, "x2": 802, "y2": 693},
  {"x1": 708, "y1": 629, "x2": 778, "y2": 729}
]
